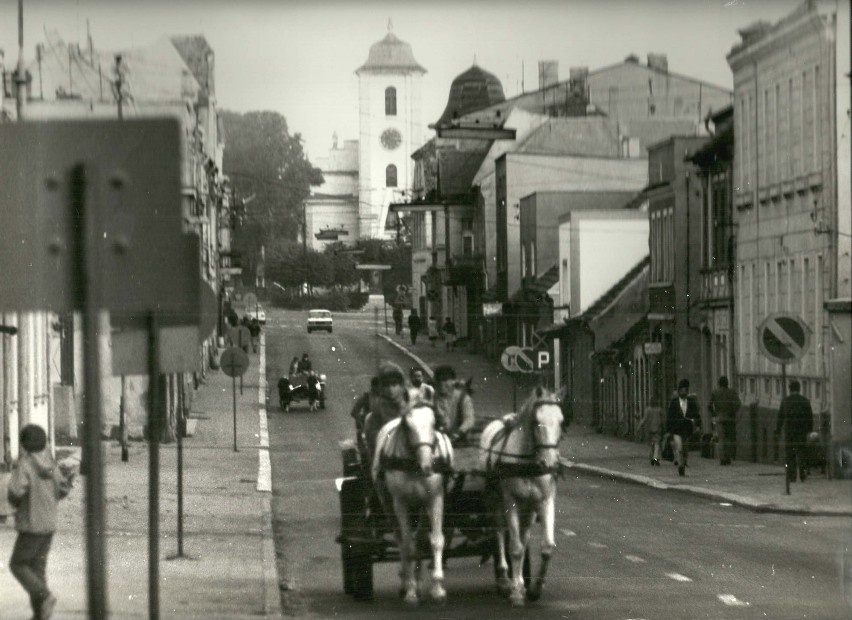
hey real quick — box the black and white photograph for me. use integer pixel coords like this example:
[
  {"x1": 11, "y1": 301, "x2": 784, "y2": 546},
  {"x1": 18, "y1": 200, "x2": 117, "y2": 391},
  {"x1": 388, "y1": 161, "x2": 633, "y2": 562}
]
[{"x1": 0, "y1": 0, "x2": 850, "y2": 618}]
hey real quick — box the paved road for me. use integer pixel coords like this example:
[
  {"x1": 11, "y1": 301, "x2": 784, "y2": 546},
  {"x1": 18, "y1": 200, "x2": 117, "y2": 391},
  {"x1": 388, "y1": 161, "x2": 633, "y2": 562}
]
[{"x1": 265, "y1": 309, "x2": 851, "y2": 619}]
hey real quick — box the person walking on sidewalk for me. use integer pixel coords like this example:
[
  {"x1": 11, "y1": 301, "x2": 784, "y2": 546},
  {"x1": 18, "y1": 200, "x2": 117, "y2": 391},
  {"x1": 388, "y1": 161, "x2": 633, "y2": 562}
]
[
  {"x1": 666, "y1": 379, "x2": 701, "y2": 476},
  {"x1": 638, "y1": 399, "x2": 664, "y2": 466},
  {"x1": 392, "y1": 305, "x2": 403, "y2": 336},
  {"x1": 407, "y1": 310, "x2": 421, "y2": 345},
  {"x1": 427, "y1": 316, "x2": 440, "y2": 347},
  {"x1": 248, "y1": 317, "x2": 261, "y2": 354},
  {"x1": 442, "y1": 317, "x2": 457, "y2": 352},
  {"x1": 433, "y1": 365, "x2": 475, "y2": 446},
  {"x1": 775, "y1": 380, "x2": 814, "y2": 483},
  {"x1": 7, "y1": 424, "x2": 74, "y2": 620},
  {"x1": 709, "y1": 375, "x2": 741, "y2": 466}
]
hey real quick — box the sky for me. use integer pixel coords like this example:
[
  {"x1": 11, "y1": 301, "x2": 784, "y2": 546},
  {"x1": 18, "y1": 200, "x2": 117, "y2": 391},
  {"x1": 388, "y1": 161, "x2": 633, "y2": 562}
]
[{"x1": 0, "y1": 0, "x2": 806, "y2": 160}]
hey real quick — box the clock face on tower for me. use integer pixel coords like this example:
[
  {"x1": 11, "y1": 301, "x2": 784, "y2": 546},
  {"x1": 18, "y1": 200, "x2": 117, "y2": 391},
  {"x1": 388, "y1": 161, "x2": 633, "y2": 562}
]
[{"x1": 380, "y1": 128, "x2": 402, "y2": 151}]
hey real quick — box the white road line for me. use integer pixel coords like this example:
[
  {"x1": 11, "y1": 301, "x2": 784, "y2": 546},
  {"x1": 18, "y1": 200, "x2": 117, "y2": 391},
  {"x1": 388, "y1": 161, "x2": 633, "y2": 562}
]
[
  {"x1": 718, "y1": 594, "x2": 749, "y2": 606},
  {"x1": 257, "y1": 333, "x2": 272, "y2": 493},
  {"x1": 666, "y1": 573, "x2": 693, "y2": 582},
  {"x1": 588, "y1": 542, "x2": 608, "y2": 549},
  {"x1": 624, "y1": 555, "x2": 646, "y2": 563},
  {"x1": 560, "y1": 529, "x2": 576, "y2": 537}
]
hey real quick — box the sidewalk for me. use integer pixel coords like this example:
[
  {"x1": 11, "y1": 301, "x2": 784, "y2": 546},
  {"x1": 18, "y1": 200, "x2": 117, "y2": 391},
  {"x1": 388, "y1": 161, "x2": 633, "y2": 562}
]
[
  {"x1": 379, "y1": 326, "x2": 852, "y2": 517},
  {"x1": 0, "y1": 334, "x2": 280, "y2": 619}
]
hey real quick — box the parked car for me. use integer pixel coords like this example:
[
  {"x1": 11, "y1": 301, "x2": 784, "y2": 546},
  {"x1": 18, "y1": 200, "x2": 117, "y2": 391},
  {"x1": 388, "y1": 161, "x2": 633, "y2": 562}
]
[
  {"x1": 307, "y1": 309, "x2": 333, "y2": 333},
  {"x1": 247, "y1": 305, "x2": 266, "y2": 325}
]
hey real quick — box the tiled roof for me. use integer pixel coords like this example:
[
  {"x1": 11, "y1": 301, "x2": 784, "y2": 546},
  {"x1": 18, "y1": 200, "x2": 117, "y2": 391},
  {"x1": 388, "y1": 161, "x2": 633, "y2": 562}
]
[{"x1": 517, "y1": 117, "x2": 620, "y2": 157}]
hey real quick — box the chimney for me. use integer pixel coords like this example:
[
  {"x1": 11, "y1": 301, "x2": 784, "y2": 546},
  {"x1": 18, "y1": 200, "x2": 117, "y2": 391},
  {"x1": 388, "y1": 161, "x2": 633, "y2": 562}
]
[
  {"x1": 538, "y1": 60, "x2": 558, "y2": 90},
  {"x1": 568, "y1": 66, "x2": 589, "y2": 103},
  {"x1": 647, "y1": 53, "x2": 668, "y2": 73}
]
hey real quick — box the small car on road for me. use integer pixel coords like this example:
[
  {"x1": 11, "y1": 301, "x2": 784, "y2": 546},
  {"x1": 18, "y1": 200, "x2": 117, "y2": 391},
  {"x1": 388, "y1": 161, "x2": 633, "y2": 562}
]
[{"x1": 307, "y1": 309, "x2": 333, "y2": 333}]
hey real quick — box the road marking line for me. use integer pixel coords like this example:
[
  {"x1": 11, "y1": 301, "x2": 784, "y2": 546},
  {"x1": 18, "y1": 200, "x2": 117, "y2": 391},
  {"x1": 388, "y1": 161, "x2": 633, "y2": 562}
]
[
  {"x1": 588, "y1": 542, "x2": 608, "y2": 549},
  {"x1": 666, "y1": 573, "x2": 692, "y2": 582},
  {"x1": 560, "y1": 529, "x2": 576, "y2": 537},
  {"x1": 624, "y1": 555, "x2": 646, "y2": 563},
  {"x1": 256, "y1": 332, "x2": 272, "y2": 493},
  {"x1": 718, "y1": 594, "x2": 749, "y2": 606}
]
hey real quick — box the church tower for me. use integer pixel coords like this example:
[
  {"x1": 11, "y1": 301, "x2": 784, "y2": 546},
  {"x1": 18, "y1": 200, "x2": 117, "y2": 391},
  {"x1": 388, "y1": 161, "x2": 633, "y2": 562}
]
[{"x1": 355, "y1": 23, "x2": 426, "y2": 239}]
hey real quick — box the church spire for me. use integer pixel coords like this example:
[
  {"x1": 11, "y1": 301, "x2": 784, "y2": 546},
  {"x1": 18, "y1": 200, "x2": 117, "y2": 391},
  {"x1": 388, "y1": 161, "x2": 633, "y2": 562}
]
[{"x1": 388, "y1": 18, "x2": 393, "y2": 33}]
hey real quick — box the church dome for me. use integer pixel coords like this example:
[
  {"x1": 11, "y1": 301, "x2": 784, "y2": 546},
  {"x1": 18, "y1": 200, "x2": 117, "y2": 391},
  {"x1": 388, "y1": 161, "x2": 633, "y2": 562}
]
[
  {"x1": 434, "y1": 64, "x2": 506, "y2": 129},
  {"x1": 356, "y1": 30, "x2": 425, "y2": 74}
]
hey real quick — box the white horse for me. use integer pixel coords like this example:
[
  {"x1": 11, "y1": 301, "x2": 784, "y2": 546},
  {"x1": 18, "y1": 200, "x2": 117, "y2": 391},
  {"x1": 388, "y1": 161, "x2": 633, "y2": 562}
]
[
  {"x1": 372, "y1": 402, "x2": 454, "y2": 605},
  {"x1": 479, "y1": 385, "x2": 565, "y2": 606}
]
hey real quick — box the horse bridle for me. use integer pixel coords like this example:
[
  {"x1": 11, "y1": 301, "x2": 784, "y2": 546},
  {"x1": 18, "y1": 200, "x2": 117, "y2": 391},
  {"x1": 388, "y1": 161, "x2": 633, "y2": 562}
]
[
  {"x1": 528, "y1": 398, "x2": 564, "y2": 451},
  {"x1": 402, "y1": 407, "x2": 438, "y2": 454}
]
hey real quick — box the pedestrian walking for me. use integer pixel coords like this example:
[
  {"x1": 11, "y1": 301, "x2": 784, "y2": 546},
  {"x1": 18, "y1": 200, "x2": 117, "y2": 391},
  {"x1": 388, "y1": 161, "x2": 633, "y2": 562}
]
[
  {"x1": 775, "y1": 380, "x2": 814, "y2": 483},
  {"x1": 392, "y1": 305, "x2": 404, "y2": 336},
  {"x1": 7, "y1": 424, "x2": 74, "y2": 620},
  {"x1": 432, "y1": 365, "x2": 475, "y2": 446},
  {"x1": 442, "y1": 317, "x2": 457, "y2": 352},
  {"x1": 407, "y1": 309, "x2": 421, "y2": 345},
  {"x1": 666, "y1": 379, "x2": 701, "y2": 476},
  {"x1": 427, "y1": 316, "x2": 439, "y2": 347},
  {"x1": 248, "y1": 318, "x2": 261, "y2": 354},
  {"x1": 638, "y1": 399, "x2": 664, "y2": 466},
  {"x1": 709, "y1": 375, "x2": 741, "y2": 465}
]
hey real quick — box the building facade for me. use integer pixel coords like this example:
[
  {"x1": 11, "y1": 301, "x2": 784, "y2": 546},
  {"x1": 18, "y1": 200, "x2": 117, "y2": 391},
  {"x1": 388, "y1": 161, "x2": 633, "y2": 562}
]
[{"x1": 726, "y1": 0, "x2": 842, "y2": 461}]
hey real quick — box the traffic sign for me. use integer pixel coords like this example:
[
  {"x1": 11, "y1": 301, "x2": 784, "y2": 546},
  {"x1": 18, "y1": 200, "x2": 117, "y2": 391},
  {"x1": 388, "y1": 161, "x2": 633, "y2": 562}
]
[
  {"x1": 220, "y1": 347, "x2": 249, "y2": 378},
  {"x1": 536, "y1": 350, "x2": 551, "y2": 369},
  {"x1": 758, "y1": 313, "x2": 810, "y2": 365},
  {"x1": 516, "y1": 347, "x2": 535, "y2": 373},
  {"x1": 501, "y1": 346, "x2": 522, "y2": 372}
]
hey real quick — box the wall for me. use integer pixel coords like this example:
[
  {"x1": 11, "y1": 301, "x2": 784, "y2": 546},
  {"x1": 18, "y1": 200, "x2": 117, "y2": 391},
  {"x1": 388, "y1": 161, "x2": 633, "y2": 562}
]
[{"x1": 504, "y1": 154, "x2": 647, "y2": 298}]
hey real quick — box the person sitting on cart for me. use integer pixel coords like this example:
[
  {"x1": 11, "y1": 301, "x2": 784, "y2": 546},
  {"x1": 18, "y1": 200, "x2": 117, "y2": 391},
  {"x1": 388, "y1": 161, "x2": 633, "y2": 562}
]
[
  {"x1": 433, "y1": 364, "x2": 475, "y2": 446},
  {"x1": 350, "y1": 376, "x2": 380, "y2": 432},
  {"x1": 363, "y1": 362, "x2": 409, "y2": 460},
  {"x1": 297, "y1": 352, "x2": 312, "y2": 374},
  {"x1": 287, "y1": 356, "x2": 300, "y2": 378},
  {"x1": 409, "y1": 367, "x2": 434, "y2": 404}
]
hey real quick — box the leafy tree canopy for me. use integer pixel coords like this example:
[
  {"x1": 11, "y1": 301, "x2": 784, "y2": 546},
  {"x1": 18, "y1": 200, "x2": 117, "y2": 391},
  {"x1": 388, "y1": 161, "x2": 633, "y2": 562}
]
[{"x1": 221, "y1": 110, "x2": 323, "y2": 281}]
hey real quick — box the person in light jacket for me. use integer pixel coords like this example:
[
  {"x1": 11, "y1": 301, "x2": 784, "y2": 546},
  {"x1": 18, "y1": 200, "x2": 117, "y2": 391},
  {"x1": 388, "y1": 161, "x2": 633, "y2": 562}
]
[{"x1": 7, "y1": 424, "x2": 74, "y2": 620}]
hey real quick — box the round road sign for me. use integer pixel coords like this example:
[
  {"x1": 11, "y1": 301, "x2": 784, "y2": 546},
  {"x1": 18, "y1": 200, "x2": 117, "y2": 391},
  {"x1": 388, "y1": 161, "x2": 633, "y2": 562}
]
[
  {"x1": 501, "y1": 346, "x2": 522, "y2": 372},
  {"x1": 229, "y1": 325, "x2": 252, "y2": 350},
  {"x1": 220, "y1": 347, "x2": 249, "y2": 378},
  {"x1": 757, "y1": 313, "x2": 810, "y2": 365},
  {"x1": 516, "y1": 347, "x2": 535, "y2": 374}
]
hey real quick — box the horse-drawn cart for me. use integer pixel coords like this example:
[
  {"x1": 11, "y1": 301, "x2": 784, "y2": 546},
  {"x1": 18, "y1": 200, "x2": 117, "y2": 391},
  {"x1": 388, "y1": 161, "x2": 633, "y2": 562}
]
[{"x1": 335, "y1": 418, "x2": 531, "y2": 602}]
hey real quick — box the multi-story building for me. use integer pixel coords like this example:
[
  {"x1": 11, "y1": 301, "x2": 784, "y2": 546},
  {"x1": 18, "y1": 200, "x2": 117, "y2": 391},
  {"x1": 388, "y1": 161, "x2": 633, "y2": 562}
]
[
  {"x1": 645, "y1": 136, "x2": 709, "y2": 417},
  {"x1": 0, "y1": 31, "x2": 226, "y2": 478},
  {"x1": 726, "y1": 0, "x2": 846, "y2": 462}
]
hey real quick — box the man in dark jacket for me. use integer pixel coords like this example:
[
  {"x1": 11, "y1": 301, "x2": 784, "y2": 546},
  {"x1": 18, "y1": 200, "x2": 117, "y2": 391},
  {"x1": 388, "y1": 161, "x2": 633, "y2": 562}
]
[
  {"x1": 407, "y1": 310, "x2": 421, "y2": 345},
  {"x1": 776, "y1": 380, "x2": 814, "y2": 483},
  {"x1": 709, "y1": 375, "x2": 741, "y2": 466},
  {"x1": 666, "y1": 379, "x2": 701, "y2": 476}
]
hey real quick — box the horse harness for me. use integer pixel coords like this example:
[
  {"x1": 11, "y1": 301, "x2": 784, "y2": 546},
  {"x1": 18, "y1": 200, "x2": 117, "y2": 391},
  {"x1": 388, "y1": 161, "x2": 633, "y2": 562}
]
[
  {"x1": 485, "y1": 398, "x2": 563, "y2": 478},
  {"x1": 379, "y1": 408, "x2": 452, "y2": 475}
]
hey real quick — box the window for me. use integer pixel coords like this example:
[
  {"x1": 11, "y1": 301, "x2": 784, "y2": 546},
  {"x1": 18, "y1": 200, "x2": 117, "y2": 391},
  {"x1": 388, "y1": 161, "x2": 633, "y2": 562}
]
[
  {"x1": 462, "y1": 234, "x2": 473, "y2": 256},
  {"x1": 385, "y1": 164, "x2": 397, "y2": 187},
  {"x1": 385, "y1": 87, "x2": 397, "y2": 116}
]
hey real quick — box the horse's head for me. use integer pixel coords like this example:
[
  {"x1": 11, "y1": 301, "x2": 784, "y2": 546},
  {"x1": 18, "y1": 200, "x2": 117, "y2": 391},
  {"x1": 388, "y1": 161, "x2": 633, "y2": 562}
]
[
  {"x1": 402, "y1": 403, "x2": 438, "y2": 476},
  {"x1": 519, "y1": 385, "x2": 564, "y2": 470}
]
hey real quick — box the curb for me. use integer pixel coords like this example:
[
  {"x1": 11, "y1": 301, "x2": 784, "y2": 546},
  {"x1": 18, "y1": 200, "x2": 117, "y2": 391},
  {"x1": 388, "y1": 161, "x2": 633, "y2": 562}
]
[
  {"x1": 378, "y1": 334, "x2": 434, "y2": 379},
  {"x1": 380, "y1": 333, "x2": 852, "y2": 518}
]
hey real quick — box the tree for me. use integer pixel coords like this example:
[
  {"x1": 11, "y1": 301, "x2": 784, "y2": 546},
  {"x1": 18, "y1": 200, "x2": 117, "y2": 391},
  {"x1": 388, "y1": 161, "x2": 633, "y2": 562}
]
[{"x1": 221, "y1": 110, "x2": 323, "y2": 285}]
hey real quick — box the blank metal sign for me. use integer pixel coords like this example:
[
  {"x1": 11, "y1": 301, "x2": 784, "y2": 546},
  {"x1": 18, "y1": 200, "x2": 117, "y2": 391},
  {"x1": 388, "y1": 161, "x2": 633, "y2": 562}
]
[{"x1": 0, "y1": 119, "x2": 197, "y2": 318}]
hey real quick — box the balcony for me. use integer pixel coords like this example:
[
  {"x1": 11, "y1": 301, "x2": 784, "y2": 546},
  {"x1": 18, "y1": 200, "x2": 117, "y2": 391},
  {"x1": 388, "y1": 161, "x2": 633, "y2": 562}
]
[{"x1": 699, "y1": 267, "x2": 733, "y2": 305}]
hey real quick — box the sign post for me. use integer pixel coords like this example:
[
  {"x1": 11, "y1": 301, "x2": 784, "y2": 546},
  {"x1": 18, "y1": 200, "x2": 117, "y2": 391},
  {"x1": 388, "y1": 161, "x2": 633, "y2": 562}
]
[
  {"x1": 757, "y1": 313, "x2": 811, "y2": 495},
  {"x1": 220, "y1": 347, "x2": 250, "y2": 452}
]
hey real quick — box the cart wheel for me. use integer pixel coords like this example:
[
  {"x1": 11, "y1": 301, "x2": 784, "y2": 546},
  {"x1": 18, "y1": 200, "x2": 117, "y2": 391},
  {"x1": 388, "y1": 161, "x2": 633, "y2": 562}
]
[
  {"x1": 339, "y1": 478, "x2": 372, "y2": 598},
  {"x1": 348, "y1": 545, "x2": 373, "y2": 601}
]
